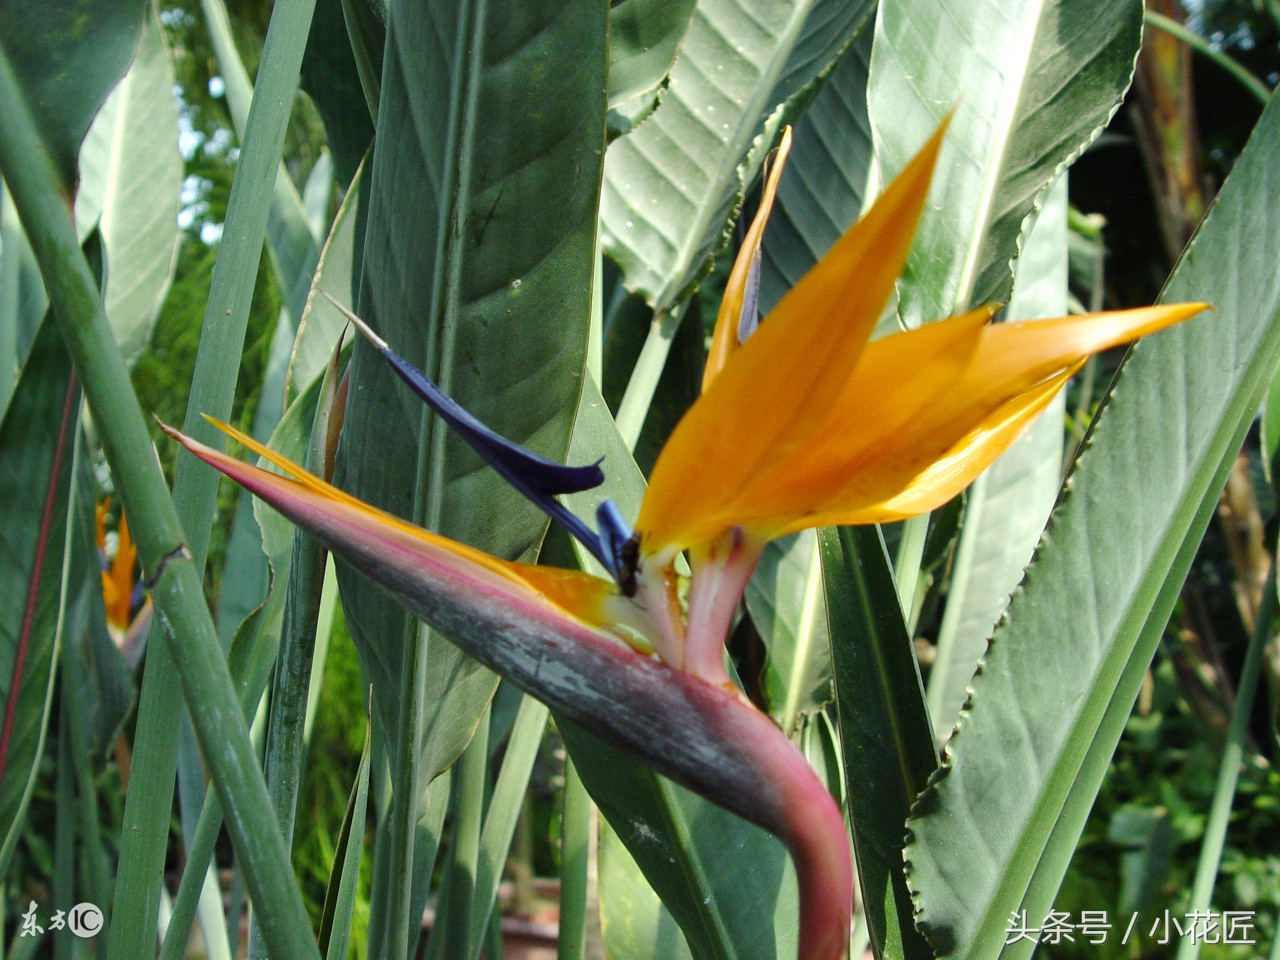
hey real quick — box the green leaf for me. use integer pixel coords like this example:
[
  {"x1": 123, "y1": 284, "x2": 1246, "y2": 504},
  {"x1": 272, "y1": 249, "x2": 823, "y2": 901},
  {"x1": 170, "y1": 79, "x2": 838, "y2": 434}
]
[
  {"x1": 0, "y1": 314, "x2": 80, "y2": 881},
  {"x1": 564, "y1": 722, "x2": 798, "y2": 960},
  {"x1": 868, "y1": 0, "x2": 1141, "y2": 325},
  {"x1": 0, "y1": 0, "x2": 147, "y2": 190},
  {"x1": 822, "y1": 525, "x2": 936, "y2": 960},
  {"x1": 319, "y1": 716, "x2": 372, "y2": 960},
  {"x1": 335, "y1": 0, "x2": 607, "y2": 780},
  {"x1": 903, "y1": 90, "x2": 1280, "y2": 960},
  {"x1": 0, "y1": 183, "x2": 47, "y2": 419},
  {"x1": 0, "y1": 3, "x2": 324, "y2": 955},
  {"x1": 925, "y1": 177, "x2": 1068, "y2": 742},
  {"x1": 597, "y1": 823, "x2": 695, "y2": 960},
  {"x1": 199, "y1": 0, "x2": 321, "y2": 326},
  {"x1": 60, "y1": 436, "x2": 133, "y2": 767},
  {"x1": 58, "y1": 449, "x2": 127, "y2": 943},
  {"x1": 334, "y1": 5, "x2": 607, "y2": 956},
  {"x1": 73, "y1": 2, "x2": 181, "y2": 365},
  {"x1": 467, "y1": 695, "x2": 550, "y2": 950},
  {"x1": 601, "y1": 0, "x2": 872, "y2": 316},
  {"x1": 300, "y1": 0, "x2": 377, "y2": 187},
  {"x1": 758, "y1": 23, "x2": 872, "y2": 315},
  {"x1": 607, "y1": 0, "x2": 697, "y2": 129},
  {"x1": 287, "y1": 156, "x2": 365, "y2": 408},
  {"x1": 1107, "y1": 805, "x2": 1174, "y2": 916},
  {"x1": 746, "y1": 530, "x2": 832, "y2": 734}
]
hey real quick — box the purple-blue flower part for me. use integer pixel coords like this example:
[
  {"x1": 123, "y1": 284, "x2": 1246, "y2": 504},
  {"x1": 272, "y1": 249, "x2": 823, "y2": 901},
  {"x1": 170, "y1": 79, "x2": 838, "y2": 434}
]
[{"x1": 326, "y1": 295, "x2": 619, "y2": 574}]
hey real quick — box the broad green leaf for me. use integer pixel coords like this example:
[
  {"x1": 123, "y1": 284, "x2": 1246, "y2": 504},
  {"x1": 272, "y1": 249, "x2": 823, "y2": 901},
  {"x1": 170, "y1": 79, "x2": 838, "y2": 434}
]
[
  {"x1": 0, "y1": 315, "x2": 80, "y2": 881},
  {"x1": 559, "y1": 377, "x2": 798, "y2": 960},
  {"x1": 0, "y1": 0, "x2": 147, "y2": 190},
  {"x1": 868, "y1": 0, "x2": 1141, "y2": 325},
  {"x1": 757, "y1": 23, "x2": 871, "y2": 315},
  {"x1": 925, "y1": 177, "x2": 1068, "y2": 743},
  {"x1": 334, "y1": 0, "x2": 607, "y2": 783},
  {"x1": 597, "y1": 820, "x2": 695, "y2": 960},
  {"x1": 74, "y1": 2, "x2": 181, "y2": 365},
  {"x1": 745, "y1": 530, "x2": 832, "y2": 734},
  {"x1": 0, "y1": 183, "x2": 46, "y2": 415},
  {"x1": 565, "y1": 722, "x2": 798, "y2": 960},
  {"x1": 299, "y1": 0, "x2": 377, "y2": 188},
  {"x1": 822, "y1": 525, "x2": 936, "y2": 960},
  {"x1": 904, "y1": 90, "x2": 1280, "y2": 960},
  {"x1": 604, "y1": 0, "x2": 871, "y2": 439},
  {"x1": 601, "y1": 0, "x2": 872, "y2": 317},
  {"x1": 607, "y1": 0, "x2": 698, "y2": 131}
]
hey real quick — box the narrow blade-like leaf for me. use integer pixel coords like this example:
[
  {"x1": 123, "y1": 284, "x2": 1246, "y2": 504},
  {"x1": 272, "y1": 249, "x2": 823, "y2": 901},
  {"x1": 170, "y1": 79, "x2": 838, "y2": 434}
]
[
  {"x1": 822, "y1": 525, "x2": 936, "y2": 960},
  {"x1": 0, "y1": 316, "x2": 80, "y2": 880},
  {"x1": 74, "y1": 2, "x2": 181, "y2": 364}
]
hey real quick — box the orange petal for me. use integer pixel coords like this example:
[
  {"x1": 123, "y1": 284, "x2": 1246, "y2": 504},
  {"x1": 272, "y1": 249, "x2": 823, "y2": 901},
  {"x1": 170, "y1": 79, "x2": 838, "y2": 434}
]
[
  {"x1": 733, "y1": 306, "x2": 995, "y2": 534},
  {"x1": 964, "y1": 303, "x2": 1208, "y2": 396},
  {"x1": 703, "y1": 126, "x2": 792, "y2": 389},
  {"x1": 763, "y1": 302, "x2": 1206, "y2": 532},
  {"x1": 799, "y1": 367, "x2": 1075, "y2": 528},
  {"x1": 640, "y1": 121, "x2": 950, "y2": 554}
]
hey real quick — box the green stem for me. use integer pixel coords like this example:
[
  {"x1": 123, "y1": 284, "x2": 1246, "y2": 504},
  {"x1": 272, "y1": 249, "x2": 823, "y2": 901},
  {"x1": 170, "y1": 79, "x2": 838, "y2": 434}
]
[
  {"x1": 1175, "y1": 562, "x2": 1276, "y2": 960},
  {"x1": 1144, "y1": 11, "x2": 1271, "y2": 106},
  {"x1": 444, "y1": 703, "x2": 491, "y2": 960},
  {"x1": 0, "y1": 35, "x2": 321, "y2": 960},
  {"x1": 557, "y1": 757, "x2": 590, "y2": 960},
  {"x1": 469, "y1": 696, "x2": 550, "y2": 953},
  {"x1": 53, "y1": 700, "x2": 74, "y2": 960},
  {"x1": 247, "y1": 528, "x2": 327, "y2": 960},
  {"x1": 614, "y1": 305, "x2": 685, "y2": 450},
  {"x1": 158, "y1": 592, "x2": 284, "y2": 960},
  {"x1": 892, "y1": 512, "x2": 929, "y2": 630}
]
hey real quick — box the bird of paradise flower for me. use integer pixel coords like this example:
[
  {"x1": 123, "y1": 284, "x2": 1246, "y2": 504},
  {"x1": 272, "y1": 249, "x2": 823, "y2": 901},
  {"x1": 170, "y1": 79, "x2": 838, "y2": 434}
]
[{"x1": 163, "y1": 122, "x2": 1205, "y2": 960}]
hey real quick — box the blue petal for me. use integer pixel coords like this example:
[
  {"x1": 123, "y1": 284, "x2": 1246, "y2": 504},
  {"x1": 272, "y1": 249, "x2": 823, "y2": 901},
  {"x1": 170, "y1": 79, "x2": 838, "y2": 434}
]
[
  {"x1": 329, "y1": 295, "x2": 615, "y2": 571},
  {"x1": 596, "y1": 499, "x2": 634, "y2": 580},
  {"x1": 372, "y1": 342, "x2": 603, "y2": 495},
  {"x1": 736, "y1": 246, "x2": 763, "y2": 343}
]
